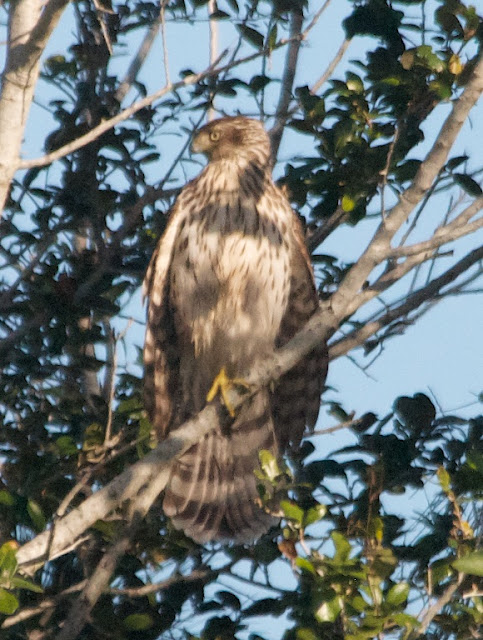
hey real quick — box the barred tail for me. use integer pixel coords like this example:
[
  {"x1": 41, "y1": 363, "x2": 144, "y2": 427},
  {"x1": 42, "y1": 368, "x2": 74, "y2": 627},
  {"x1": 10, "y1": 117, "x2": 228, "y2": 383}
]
[{"x1": 163, "y1": 391, "x2": 278, "y2": 543}]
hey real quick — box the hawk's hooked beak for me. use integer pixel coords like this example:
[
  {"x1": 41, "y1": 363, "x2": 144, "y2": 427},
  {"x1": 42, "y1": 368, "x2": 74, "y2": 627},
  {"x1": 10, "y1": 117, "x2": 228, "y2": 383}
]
[{"x1": 191, "y1": 131, "x2": 211, "y2": 155}]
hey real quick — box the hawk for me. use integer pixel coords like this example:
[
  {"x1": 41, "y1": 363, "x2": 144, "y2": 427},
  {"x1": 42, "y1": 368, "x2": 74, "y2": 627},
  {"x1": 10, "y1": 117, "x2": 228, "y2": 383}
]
[{"x1": 144, "y1": 116, "x2": 327, "y2": 544}]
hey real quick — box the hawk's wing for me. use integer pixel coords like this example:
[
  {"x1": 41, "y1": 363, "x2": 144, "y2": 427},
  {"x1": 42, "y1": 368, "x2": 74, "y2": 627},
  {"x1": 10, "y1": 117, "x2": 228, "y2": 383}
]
[
  {"x1": 272, "y1": 212, "x2": 328, "y2": 451},
  {"x1": 143, "y1": 206, "x2": 185, "y2": 438}
]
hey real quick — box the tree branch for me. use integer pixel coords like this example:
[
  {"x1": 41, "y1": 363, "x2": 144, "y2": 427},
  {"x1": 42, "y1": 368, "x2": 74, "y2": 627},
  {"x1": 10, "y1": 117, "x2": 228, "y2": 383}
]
[
  {"x1": 17, "y1": 24, "x2": 325, "y2": 172},
  {"x1": 389, "y1": 197, "x2": 483, "y2": 258},
  {"x1": 329, "y1": 54, "x2": 483, "y2": 321},
  {"x1": 310, "y1": 38, "x2": 350, "y2": 95},
  {"x1": 54, "y1": 470, "x2": 169, "y2": 640},
  {"x1": 412, "y1": 573, "x2": 465, "y2": 638},
  {"x1": 269, "y1": 8, "x2": 304, "y2": 161},
  {"x1": 114, "y1": 11, "x2": 163, "y2": 103},
  {"x1": 329, "y1": 245, "x2": 483, "y2": 360},
  {"x1": 0, "y1": 0, "x2": 70, "y2": 213}
]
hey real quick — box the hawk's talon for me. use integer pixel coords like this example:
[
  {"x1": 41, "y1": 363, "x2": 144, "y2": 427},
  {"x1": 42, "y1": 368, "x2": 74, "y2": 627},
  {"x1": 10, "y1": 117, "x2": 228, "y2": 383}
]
[{"x1": 206, "y1": 367, "x2": 251, "y2": 417}]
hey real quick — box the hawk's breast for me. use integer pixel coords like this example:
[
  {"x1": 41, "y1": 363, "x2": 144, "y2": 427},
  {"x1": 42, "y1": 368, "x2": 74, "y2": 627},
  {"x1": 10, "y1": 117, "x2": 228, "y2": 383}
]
[{"x1": 169, "y1": 190, "x2": 291, "y2": 381}]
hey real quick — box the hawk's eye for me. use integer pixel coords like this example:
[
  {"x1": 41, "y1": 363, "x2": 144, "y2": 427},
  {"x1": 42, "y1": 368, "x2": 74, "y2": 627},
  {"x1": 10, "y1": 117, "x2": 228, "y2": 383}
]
[{"x1": 209, "y1": 130, "x2": 220, "y2": 142}]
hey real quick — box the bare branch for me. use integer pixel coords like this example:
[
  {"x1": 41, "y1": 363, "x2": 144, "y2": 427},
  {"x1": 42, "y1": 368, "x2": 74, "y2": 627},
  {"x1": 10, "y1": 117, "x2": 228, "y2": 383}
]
[
  {"x1": 115, "y1": 12, "x2": 163, "y2": 103},
  {"x1": 390, "y1": 215, "x2": 483, "y2": 258},
  {"x1": 270, "y1": 8, "x2": 304, "y2": 161},
  {"x1": 310, "y1": 38, "x2": 350, "y2": 95},
  {"x1": 329, "y1": 245, "x2": 483, "y2": 360},
  {"x1": 1, "y1": 567, "x2": 222, "y2": 629},
  {"x1": 207, "y1": 0, "x2": 218, "y2": 121},
  {"x1": 160, "y1": 0, "x2": 171, "y2": 87},
  {"x1": 109, "y1": 567, "x2": 221, "y2": 597},
  {"x1": 389, "y1": 196, "x2": 483, "y2": 258},
  {"x1": 0, "y1": 582, "x2": 88, "y2": 629},
  {"x1": 412, "y1": 574, "x2": 465, "y2": 638}
]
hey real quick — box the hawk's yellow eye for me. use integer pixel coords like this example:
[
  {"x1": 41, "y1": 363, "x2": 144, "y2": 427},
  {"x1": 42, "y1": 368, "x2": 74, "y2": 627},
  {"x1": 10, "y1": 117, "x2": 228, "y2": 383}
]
[{"x1": 209, "y1": 130, "x2": 220, "y2": 142}]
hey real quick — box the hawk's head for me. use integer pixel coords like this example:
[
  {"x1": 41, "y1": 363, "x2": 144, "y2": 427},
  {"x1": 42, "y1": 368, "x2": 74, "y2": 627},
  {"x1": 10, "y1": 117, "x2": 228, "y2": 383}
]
[{"x1": 191, "y1": 116, "x2": 270, "y2": 163}]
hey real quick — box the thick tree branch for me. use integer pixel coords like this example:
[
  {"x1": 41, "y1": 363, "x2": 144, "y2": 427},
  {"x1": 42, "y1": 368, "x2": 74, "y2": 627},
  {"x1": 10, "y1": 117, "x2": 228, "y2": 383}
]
[{"x1": 0, "y1": 0, "x2": 70, "y2": 214}]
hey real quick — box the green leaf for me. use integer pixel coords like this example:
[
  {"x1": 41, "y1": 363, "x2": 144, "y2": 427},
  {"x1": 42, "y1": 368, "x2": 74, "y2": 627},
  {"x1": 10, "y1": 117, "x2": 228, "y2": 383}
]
[
  {"x1": 0, "y1": 543, "x2": 18, "y2": 577},
  {"x1": 243, "y1": 597, "x2": 286, "y2": 617},
  {"x1": 209, "y1": 9, "x2": 230, "y2": 19},
  {"x1": 295, "y1": 557, "x2": 316, "y2": 575},
  {"x1": 0, "y1": 588, "x2": 19, "y2": 615},
  {"x1": 216, "y1": 590, "x2": 241, "y2": 610},
  {"x1": 123, "y1": 613, "x2": 153, "y2": 631},
  {"x1": 237, "y1": 25, "x2": 264, "y2": 49},
  {"x1": 258, "y1": 449, "x2": 282, "y2": 481},
  {"x1": 452, "y1": 551, "x2": 483, "y2": 576},
  {"x1": 10, "y1": 576, "x2": 44, "y2": 593},
  {"x1": 446, "y1": 155, "x2": 468, "y2": 170},
  {"x1": 280, "y1": 500, "x2": 304, "y2": 525},
  {"x1": 27, "y1": 499, "x2": 47, "y2": 532},
  {"x1": 346, "y1": 71, "x2": 364, "y2": 93},
  {"x1": 296, "y1": 629, "x2": 319, "y2": 640},
  {"x1": 268, "y1": 24, "x2": 277, "y2": 51},
  {"x1": 386, "y1": 581, "x2": 409, "y2": 606},
  {"x1": 55, "y1": 435, "x2": 78, "y2": 456},
  {"x1": 332, "y1": 531, "x2": 352, "y2": 563},
  {"x1": 315, "y1": 592, "x2": 342, "y2": 623},
  {"x1": 394, "y1": 393, "x2": 436, "y2": 433},
  {"x1": 303, "y1": 504, "x2": 327, "y2": 527},
  {"x1": 0, "y1": 490, "x2": 15, "y2": 506},
  {"x1": 342, "y1": 195, "x2": 356, "y2": 212},
  {"x1": 454, "y1": 173, "x2": 483, "y2": 196}
]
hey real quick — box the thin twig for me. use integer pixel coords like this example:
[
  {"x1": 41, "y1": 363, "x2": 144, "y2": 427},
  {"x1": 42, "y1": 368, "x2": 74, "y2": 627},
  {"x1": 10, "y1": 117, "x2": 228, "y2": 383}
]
[
  {"x1": 311, "y1": 38, "x2": 350, "y2": 94},
  {"x1": 115, "y1": 13, "x2": 163, "y2": 103},
  {"x1": 109, "y1": 567, "x2": 222, "y2": 597},
  {"x1": 92, "y1": 0, "x2": 113, "y2": 55},
  {"x1": 18, "y1": 23, "x2": 327, "y2": 171},
  {"x1": 329, "y1": 245, "x2": 483, "y2": 360},
  {"x1": 207, "y1": 0, "x2": 218, "y2": 121},
  {"x1": 380, "y1": 125, "x2": 401, "y2": 219},
  {"x1": 389, "y1": 214, "x2": 483, "y2": 258},
  {"x1": 160, "y1": 0, "x2": 170, "y2": 87}
]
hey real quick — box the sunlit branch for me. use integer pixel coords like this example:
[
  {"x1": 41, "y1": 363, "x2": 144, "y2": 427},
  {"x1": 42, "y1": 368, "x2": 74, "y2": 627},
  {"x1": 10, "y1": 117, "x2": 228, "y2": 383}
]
[
  {"x1": 329, "y1": 245, "x2": 483, "y2": 360},
  {"x1": 329, "y1": 54, "x2": 483, "y2": 321},
  {"x1": 270, "y1": 8, "x2": 304, "y2": 161},
  {"x1": 310, "y1": 37, "x2": 350, "y2": 94}
]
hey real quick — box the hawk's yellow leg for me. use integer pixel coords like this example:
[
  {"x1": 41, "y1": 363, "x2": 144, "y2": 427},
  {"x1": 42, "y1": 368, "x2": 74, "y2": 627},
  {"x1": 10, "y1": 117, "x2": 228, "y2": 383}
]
[{"x1": 206, "y1": 367, "x2": 251, "y2": 417}]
